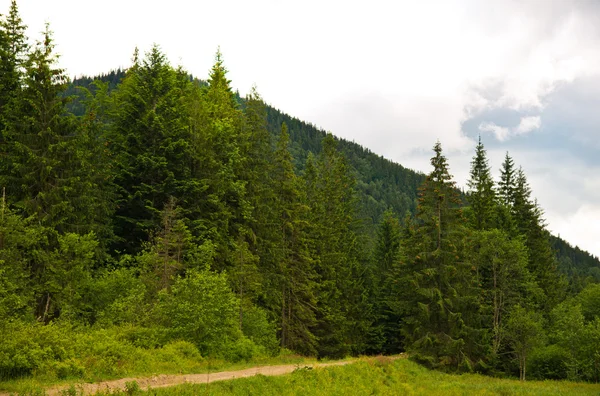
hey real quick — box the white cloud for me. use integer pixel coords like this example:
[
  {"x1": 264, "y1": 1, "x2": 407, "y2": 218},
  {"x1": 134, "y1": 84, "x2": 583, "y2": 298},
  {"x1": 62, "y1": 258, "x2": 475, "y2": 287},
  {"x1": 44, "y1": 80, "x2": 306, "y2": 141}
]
[
  {"x1": 548, "y1": 205, "x2": 600, "y2": 258},
  {"x1": 515, "y1": 116, "x2": 542, "y2": 134},
  {"x1": 479, "y1": 122, "x2": 511, "y2": 141},
  {"x1": 478, "y1": 116, "x2": 541, "y2": 141}
]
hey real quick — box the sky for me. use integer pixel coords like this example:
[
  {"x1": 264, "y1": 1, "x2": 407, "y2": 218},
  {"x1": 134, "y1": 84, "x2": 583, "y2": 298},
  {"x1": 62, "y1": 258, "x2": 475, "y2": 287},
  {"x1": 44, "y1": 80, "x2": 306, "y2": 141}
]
[{"x1": 5, "y1": 0, "x2": 600, "y2": 256}]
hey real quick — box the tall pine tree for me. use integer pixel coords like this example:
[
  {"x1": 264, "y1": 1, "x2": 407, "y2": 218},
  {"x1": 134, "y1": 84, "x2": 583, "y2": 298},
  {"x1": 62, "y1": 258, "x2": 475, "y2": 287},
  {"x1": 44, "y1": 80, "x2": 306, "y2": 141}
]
[
  {"x1": 466, "y1": 136, "x2": 496, "y2": 230},
  {"x1": 401, "y1": 141, "x2": 481, "y2": 370},
  {"x1": 109, "y1": 45, "x2": 196, "y2": 254},
  {"x1": 270, "y1": 123, "x2": 317, "y2": 354},
  {"x1": 304, "y1": 134, "x2": 371, "y2": 358},
  {"x1": 0, "y1": 0, "x2": 27, "y2": 131}
]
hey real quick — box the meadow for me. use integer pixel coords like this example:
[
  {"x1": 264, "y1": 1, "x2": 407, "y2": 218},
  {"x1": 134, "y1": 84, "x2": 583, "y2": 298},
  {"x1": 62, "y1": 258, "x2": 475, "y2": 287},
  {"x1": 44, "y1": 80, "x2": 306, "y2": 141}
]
[{"x1": 90, "y1": 357, "x2": 600, "y2": 396}]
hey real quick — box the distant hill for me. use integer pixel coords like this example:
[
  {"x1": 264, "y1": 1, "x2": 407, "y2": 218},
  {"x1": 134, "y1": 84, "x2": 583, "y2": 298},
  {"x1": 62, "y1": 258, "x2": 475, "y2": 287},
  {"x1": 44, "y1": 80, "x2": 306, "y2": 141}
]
[{"x1": 66, "y1": 72, "x2": 600, "y2": 287}]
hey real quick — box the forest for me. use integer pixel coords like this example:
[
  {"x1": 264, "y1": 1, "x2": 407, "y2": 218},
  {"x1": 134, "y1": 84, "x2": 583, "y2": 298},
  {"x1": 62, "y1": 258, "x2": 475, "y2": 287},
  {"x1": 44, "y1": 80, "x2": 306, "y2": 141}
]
[{"x1": 1, "y1": 0, "x2": 600, "y2": 387}]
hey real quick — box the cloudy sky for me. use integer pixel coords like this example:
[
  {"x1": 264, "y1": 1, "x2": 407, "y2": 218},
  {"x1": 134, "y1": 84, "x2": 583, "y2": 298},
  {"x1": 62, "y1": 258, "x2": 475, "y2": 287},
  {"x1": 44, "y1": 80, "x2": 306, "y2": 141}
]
[{"x1": 6, "y1": 0, "x2": 600, "y2": 256}]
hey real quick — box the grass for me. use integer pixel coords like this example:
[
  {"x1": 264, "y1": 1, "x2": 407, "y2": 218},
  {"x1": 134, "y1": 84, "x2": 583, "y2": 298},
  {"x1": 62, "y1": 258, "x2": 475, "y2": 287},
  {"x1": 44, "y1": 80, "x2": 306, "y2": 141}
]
[
  {"x1": 95, "y1": 357, "x2": 600, "y2": 396},
  {"x1": 0, "y1": 350, "x2": 319, "y2": 395},
  {"x1": 4, "y1": 356, "x2": 600, "y2": 395}
]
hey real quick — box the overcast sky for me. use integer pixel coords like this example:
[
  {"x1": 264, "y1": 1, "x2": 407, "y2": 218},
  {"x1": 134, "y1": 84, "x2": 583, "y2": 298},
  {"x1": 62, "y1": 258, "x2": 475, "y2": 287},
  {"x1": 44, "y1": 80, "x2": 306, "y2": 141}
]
[{"x1": 5, "y1": 0, "x2": 600, "y2": 256}]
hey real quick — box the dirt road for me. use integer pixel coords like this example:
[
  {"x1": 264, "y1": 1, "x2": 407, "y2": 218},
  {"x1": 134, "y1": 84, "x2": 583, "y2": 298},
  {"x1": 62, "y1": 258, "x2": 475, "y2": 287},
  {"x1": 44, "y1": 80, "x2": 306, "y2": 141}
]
[{"x1": 6, "y1": 359, "x2": 370, "y2": 395}]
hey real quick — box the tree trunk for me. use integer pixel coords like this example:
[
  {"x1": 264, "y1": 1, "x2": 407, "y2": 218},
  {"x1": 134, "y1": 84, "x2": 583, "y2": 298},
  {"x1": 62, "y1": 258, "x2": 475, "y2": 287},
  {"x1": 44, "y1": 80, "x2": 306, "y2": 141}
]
[
  {"x1": 281, "y1": 284, "x2": 286, "y2": 348},
  {"x1": 492, "y1": 263, "x2": 499, "y2": 354},
  {"x1": 437, "y1": 200, "x2": 442, "y2": 249}
]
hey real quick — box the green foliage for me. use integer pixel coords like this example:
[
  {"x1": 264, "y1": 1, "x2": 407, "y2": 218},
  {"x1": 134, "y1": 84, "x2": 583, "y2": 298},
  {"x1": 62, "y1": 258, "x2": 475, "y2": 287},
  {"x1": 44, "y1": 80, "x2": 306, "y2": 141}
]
[
  {"x1": 116, "y1": 358, "x2": 600, "y2": 395},
  {"x1": 575, "y1": 283, "x2": 600, "y2": 322},
  {"x1": 369, "y1": 210, "x2": 404, "y2": 354},
  {"x1": 401, "y1": 142, "x2": 480, "y2": 370},
  {"x1": 529, "y1": 344, "x2": 571, "y2": 380},
  {"x1": 241, "y1": 304, "x2": 280, "y2": 356},
  {"x1": 0, "y1": 0, "x2": 27, "y2": 135},
  {"x1": 108, "y1": 46, "x2": 197, "y2": 254},
  {"x1": 268, "y1": 122, "x2": 317, "y2": 356},
  {"x1": 466, "y1": 136, "x2": 497, "y2": 230},
  {"x1": 125, "y1": 381, "x2": 141, "y2": 395},
  {"x1": 551, "y1": 235, "x2": 600, "y2": 290},
  {"x1": 0, "y1": 209, "x2": 34, "y2": 321},
  {"x1": 468, "y1": 229, "x2": 535, "y2": 358},
  {"x1": 498, "y1": 152, "x2": 516, "y2": 207},
  {"x1": 511, "y1": 168, "x2": 566, "y2": 309},
  {"x1": 81, "y1": 268, "x2": 148, "y2": 326},
  {"x1": 304, "y1": 134, "x2": 372, "y2": 358},
  {"x1": 0, "y1": 321, "x2": 71, "y2": 380},
  {"x1": 154, "y1": 268, "x2": 244, "y2": 356},
  {"x1": 505, "y1": 305, "x2": 546, "y2": 381}
]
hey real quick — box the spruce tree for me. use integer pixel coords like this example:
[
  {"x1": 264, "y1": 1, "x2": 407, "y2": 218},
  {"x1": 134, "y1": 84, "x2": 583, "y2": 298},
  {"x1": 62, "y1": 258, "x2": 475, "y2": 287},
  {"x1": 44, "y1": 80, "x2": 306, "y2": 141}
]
[
  {"x1": 109, "y1": 45, "x2": 197, "y2": 254},
  {"x1": 304, "y1": 134, "x2": 371, "y2": 358},
  {"x1": 401, "y1": 141, "x2": 480, "y2": 370},
  {"x1": 370, "y1": 209, "x2": 403, "y2": 354},
  {"x1": 466, "y1": 136, "x2": 496, "y2": 230},
  {"x1": 0, "y1": 0, "x2": 27, "y2": 129},
  {"x1": 498, "y1": 152, "x2": 516, "y2": 207},
  {"x1": 1, "y1": 25, "x2": 110, "y2": 236},
  {"x1": 512, "y1": 167, "x2": 565, "y2": 309},
  {"x1": 271, "y1": 123, "x2": 317, "y2": 354},
  {"x1": 188, "y1": 49, "x2": 248, "y2": 268},
  {"x1": 236, "y1": 87, "x2": 275, "y2": 312},
  {"x1": 0, "y1": 25, "x2": 111, "y2": 321}
]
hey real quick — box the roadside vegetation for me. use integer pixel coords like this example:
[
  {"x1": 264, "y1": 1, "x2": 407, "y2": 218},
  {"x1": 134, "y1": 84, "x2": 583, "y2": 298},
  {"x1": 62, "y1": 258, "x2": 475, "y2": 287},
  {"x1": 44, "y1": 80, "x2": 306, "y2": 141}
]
[{"x1": 96, "y1": 358, "x2": 600, "y2": 395}]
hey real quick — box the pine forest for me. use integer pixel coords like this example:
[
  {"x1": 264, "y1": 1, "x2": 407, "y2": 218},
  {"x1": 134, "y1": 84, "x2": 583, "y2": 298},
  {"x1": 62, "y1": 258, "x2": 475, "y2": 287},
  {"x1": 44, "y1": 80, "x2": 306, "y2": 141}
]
[{"x1": 1, "y1": 1, "x2": 600, "y2": 389}]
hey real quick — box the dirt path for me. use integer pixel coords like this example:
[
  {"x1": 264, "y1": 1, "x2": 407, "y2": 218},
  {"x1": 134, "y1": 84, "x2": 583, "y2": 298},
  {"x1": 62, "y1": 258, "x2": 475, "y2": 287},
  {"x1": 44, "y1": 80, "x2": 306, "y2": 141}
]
[
  {"x1": 55, "y1": 361, "x2": 352, "y2": 395},
  {"x1": 0, "y1": 355, "x2": 405, "y2": 395},
  {"x1": 6, "y1": 358, "x2": 391, "y2": 395}
]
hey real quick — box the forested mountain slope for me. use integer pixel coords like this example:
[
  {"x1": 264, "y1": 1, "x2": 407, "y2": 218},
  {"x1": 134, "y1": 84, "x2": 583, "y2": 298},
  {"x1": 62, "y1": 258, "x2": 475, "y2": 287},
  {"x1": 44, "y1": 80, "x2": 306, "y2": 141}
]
[
  {"x1": 66, "y1": 71, "x2": 423, "y2": 230},
  {"x1": 66, "y1": 72, "x2": 600, "y2": 283}
]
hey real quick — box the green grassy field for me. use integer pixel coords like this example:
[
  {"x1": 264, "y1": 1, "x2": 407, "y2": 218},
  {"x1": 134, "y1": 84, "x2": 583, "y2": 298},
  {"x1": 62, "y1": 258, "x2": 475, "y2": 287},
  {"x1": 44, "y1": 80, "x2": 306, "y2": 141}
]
[
  {"x1": 0, "y1": 351, "x2": 317, "y2": 395},
  {"x1": 5, "y1": 357, "x2": 600, "y2": 395},
  {"x1": 97, "y1": 357, "x2": 600, "y2": 396}
]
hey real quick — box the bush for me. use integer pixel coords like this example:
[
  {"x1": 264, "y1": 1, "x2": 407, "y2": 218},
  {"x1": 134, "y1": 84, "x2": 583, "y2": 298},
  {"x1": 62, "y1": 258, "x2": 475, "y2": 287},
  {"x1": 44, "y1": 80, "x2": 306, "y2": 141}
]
[
  {"x1": 223, "y1": 337, "x2": 261, "y2": 363},
  {"x1": 53, "y1": 358, "x2": 85, "y2": 380},
  {"x1": 529, "y1": 345, "x2": 571, "y2": 380},
  {"x1": 241, "y1": 304, "x2": 279, "y2": 356},
  {"x1": 125, "y1": 380, "x2": 141, "y2": 395},
  {"x1": 0, "y1": 321, "x2": 72, "y2": 380},
  {"x1": 115, "y1": 324, "x2": 167, "y2": 349},
  {"x1": 84, "y1": 268, "x2": 148, "y2": 326},
  {"x1": 73, "y1": 328, "x2": 144, "y2": 377},
  {"x1": 154, "y1": 269, "x2": 242, "y2": 356},
  {"x1": 156, "y1": 340, "x2": 203, "y2": 363},
  {"x1": 577, "y1": 284, "x2": 600, "y2": 322}
]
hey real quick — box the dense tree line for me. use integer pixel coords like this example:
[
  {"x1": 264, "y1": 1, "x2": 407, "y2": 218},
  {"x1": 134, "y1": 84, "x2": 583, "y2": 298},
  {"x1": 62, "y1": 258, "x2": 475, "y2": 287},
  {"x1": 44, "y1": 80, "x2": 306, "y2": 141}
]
[{"x1": 1, "y1": 1, "x2": 600, "y2": 383}]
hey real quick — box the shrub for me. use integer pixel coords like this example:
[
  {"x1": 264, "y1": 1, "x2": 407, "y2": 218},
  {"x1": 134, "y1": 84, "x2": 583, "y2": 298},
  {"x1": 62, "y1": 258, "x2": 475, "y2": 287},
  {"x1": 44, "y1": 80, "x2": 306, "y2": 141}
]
[
  {"x1": 84, "y1": 268, "x2": 148, "y2": 326},
  {"x1": 577, "y1": 284, "x2": 600, "y2": 322},
  {"x1": 156, "y1": 340, "x2": 203, "y2": 363},
  {"x1": 154, "y1": 269, "x2": 242, "y2": 356},
  {"x1": 241, "y1": 304, "x2": 279, "y2": 356},
  {"x1": 53, "y1": 358, "x2": 86, "y2": 380},
  {"x1": 115, "y1": 324, "x2": 166, "y2": 349},
  {"x1": 529, "y1": 345, "x2": 571, "y2": 380},
  {"x1": 223, "y1": 337, "x2": 261, "y2": 363},
  {"x1": 0, "y1": 321, "x2": 72, "y2": 380}
]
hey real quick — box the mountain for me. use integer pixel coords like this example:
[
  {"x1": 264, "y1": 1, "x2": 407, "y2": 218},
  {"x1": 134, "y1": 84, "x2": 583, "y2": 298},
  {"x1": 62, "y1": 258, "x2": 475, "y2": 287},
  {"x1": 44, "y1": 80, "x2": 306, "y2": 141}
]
[{"x1": 65, "y1": 72, "x2": 600, "y2": 286}]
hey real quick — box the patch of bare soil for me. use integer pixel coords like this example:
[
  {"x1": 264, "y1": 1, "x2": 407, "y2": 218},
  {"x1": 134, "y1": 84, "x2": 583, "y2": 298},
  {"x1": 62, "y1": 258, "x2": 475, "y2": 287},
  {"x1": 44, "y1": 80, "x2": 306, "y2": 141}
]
[{"x1": 52, "y1": 361, "x2": 348, "y2": 395}]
